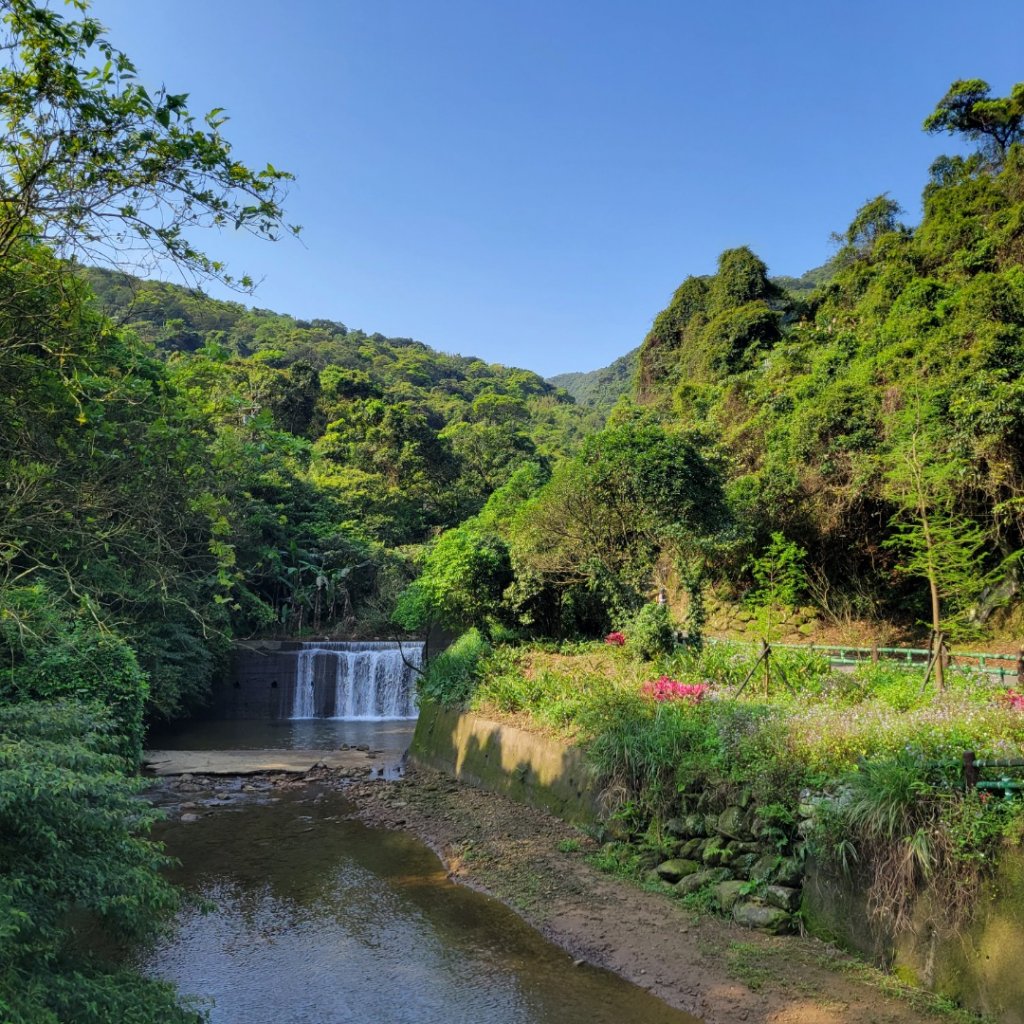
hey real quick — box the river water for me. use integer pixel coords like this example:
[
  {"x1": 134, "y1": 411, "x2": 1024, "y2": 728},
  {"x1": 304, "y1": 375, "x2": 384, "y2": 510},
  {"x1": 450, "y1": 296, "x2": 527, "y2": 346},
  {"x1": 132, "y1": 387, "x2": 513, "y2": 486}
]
[{"x1": 140, "y1": 784, "x2": 699, "y2": 1024}]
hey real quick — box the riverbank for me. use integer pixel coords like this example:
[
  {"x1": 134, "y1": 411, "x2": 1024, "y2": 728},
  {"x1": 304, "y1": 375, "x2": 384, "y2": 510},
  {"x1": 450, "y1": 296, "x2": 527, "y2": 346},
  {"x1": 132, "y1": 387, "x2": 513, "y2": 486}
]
[
  {"x1": 343, "y1": 765, "x2": 975, "y2": 1024},
  {"x1": 146, "y1": 762, "x2": 978, "y2": 1024}
]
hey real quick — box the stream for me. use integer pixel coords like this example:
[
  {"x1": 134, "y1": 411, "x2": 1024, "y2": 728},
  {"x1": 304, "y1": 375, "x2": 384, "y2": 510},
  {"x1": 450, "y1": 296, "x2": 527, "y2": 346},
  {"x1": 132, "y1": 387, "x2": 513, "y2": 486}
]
[{"x1": 140, "y1": 780, "x2": 700, "y2": 1024}]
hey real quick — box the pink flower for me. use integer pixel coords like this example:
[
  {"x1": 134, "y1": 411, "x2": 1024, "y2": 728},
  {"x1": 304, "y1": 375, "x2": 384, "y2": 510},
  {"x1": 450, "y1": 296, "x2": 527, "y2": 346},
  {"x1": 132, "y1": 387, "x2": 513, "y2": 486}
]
[
  {"x1": 642, "y1": 676, "x2": 709, "y2": 703},
  {"x1": 1001, "y1": 689, "x2": 1024, "y2": 711},
  {"x1": 605, "y1": 631, "x2": 626, "y2": 647}
]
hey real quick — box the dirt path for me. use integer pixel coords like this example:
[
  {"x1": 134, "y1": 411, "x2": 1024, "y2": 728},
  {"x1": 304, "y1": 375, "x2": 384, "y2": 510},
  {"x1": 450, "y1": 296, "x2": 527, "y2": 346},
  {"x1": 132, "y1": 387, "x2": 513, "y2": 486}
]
[{"x1": 343, "y1": 767, "x2": 968, "y2": 1024}]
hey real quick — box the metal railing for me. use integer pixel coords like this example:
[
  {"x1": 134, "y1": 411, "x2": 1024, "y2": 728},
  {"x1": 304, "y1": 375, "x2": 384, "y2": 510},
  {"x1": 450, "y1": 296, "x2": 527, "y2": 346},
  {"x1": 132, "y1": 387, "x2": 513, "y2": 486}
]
[{"x1": 709, "y1": 637, "x2": 1023, "y2": 684}]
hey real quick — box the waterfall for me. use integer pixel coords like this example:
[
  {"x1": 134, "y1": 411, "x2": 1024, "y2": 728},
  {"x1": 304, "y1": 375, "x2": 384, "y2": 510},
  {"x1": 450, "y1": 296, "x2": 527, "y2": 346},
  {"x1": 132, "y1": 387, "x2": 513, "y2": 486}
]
[{"x1": 290, "y1": 641, "x2": 422, "y2": 720}]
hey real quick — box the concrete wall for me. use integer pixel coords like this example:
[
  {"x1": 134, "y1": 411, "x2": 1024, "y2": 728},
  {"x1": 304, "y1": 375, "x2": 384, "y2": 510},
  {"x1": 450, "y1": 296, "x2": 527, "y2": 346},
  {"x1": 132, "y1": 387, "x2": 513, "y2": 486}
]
[
  {"x1": 409, "y1": 700, "x2": 600, "y2": 825},
  {"x1": 803, "y1": 850, "x2": 1024, "y2": 1024},
  {"x1": 207, "y1": 641, "x2": 303, "y2": 719}
]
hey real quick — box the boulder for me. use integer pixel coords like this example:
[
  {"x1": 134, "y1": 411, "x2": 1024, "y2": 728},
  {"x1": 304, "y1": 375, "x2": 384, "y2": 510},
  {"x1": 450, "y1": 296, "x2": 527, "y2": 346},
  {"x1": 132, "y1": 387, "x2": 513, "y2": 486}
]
[
  {"x1": 679, "y1": 838, "x2": 705, "y2": 860},
  {"x1": 665, "y1": 817, "x2": 690, "y2": 837},
  {"x1": 655, "y1": 858, "x2": 701, "y2": 883},
  {"x1": 732, "y1": 853, "x2": 760, "y2": 878},
  {"x1": 732, "y1": 901, "x2": 794, "y2": 934},
  {"x1": 714, "y1": 880, "x2": 748, "y2": 912},
  {"x1": 702, "y1": 835, "x2": 727, "y2": 866},
  {"x1": 180, "y1": 813, "x2": 200, "y2": 823},
  {"x1": 765, "y1": 885, "x2": 801, "y2": 912},
  {"x1": 774, "y1": 856, "x2": 805, "y2": 887},
  {"x1": 717, "y1": 805, "x2": 751, "y2": 841},
  {"x1": 675, "y1": 867, "x2": 733, "y2": 896},
  {"x1": 750, "y1": 853, "x2": 782, "y2": 882}
]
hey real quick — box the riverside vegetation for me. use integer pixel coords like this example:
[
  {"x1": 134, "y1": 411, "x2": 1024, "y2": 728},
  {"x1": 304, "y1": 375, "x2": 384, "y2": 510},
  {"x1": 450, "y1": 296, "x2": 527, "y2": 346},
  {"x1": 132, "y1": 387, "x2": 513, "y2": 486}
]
[{"x1": 2, "y1": 0, "x2": 1024, "y2": 1017}]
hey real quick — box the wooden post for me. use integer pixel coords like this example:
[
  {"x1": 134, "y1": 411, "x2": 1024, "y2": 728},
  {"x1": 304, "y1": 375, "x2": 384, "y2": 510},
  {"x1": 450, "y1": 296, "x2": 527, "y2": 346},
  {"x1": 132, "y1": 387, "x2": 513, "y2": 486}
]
[
  {"x1": 763, "y1": 639, "x2": 770, "y2": 696},
  {"x1": 1017, "y1": 647, "x2": 1024, "y2": 685},
  {"x1": 871, "y1": 643, "x2": 879, "y2": 664},
  {"x1": 963, "y1": 750, "x2": 979, "y2": 791}
]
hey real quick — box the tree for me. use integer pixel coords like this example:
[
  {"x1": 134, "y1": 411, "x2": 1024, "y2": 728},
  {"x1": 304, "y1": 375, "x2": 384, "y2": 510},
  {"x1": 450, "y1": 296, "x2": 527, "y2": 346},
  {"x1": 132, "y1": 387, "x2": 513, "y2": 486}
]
[
  {"x1": 924, "y1": 79, "x2": 1024, "y2": 162},
  {"x1": 0, "y1": 0, "x2": 296, "y2": 285},
  {"x1": 0, "y1": 702, "x2": 202, "y2": 1024}
]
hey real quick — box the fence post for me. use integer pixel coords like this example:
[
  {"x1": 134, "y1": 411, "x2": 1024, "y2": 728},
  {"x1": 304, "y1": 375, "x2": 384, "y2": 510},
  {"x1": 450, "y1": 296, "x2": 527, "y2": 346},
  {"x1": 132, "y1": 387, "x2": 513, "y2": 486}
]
[
  {"x1": 964, "y1": 750, "x2": 979, "y2": 791},
  {"x1": 871, "y1": 643, "x2": 879, "y2": 664},
  {"x1": 1017, "y1": 647, "x2": 1024, "y2": 684}
]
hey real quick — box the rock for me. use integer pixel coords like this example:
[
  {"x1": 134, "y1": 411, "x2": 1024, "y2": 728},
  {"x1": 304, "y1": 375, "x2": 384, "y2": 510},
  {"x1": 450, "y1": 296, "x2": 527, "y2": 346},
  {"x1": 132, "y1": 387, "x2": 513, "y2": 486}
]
[
  {"x1": 798, "y1": 622, "x2": 815, "y2": 635},
  {"x1": 765, "y1": 884, "x2": 801, "y2": 912},
  {"x1": 774, "y1": 857, "x2": 805, "y2": 887},
  {"x1": 717, "y1": 805, "x2": 751, "y2": 841},
  {"x1": 750, "y1": 854, "x2": 782, "y2": 882},
  {"x1": 179, "y1": 801, "x2": 198, "y2": 810},
  {"x1": 683, "y1": 813, "x2": 706, "y2": 837},
  {"x1": 732, "y1": 853, "x2": 760, "y2": 878},
  {"x1": 731, "y1": 841, "x2": 762, "y2": 855},
  {"x1": 702, "y1": 835, "x2": 727, "y2": 866},
  {"x1": 180, "y1": 813, "x2": 200, "y2": 823},
  {"x1": 797, "y1": 801, "x2": 818, "y2": 819},
  {"x1": 732, "y1": 901, "x2": 794, "y2": 934},
  {"x1": 703, "y1": 813, "x2": 720, "y2": 836},
  {"x1": 679, "y1": 838, "x2": 705, "y2": 860},
  {"x1": 675, "y1": 867, "x2": 733, "y2": 895},
  {"x1": 665, "y1": 817, "x2": 689, "y2": 837},
  {"x1": 714, "y1": 880, "x2": 748, "y2": 912},
  {"x1": 655, "y1": 858, "x2": 701, "y2": 883}
]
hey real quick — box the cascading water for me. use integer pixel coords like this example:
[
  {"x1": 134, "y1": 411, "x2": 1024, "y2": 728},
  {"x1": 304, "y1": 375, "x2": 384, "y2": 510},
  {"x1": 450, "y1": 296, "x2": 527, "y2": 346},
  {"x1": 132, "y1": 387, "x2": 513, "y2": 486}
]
[{"x1": 289, "y1": 641, "x2": 422, "y2": 720}]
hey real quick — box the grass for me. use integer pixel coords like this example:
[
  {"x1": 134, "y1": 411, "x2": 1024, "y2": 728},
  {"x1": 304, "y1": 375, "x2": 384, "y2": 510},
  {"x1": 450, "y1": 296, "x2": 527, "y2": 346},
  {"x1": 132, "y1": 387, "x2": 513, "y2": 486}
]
[
  {"x1": 557, "y1": 837, "x2": 582, "y2": 853},
  {"x1": 725, "y1": 941, "x2": 775, "y2": 991}
]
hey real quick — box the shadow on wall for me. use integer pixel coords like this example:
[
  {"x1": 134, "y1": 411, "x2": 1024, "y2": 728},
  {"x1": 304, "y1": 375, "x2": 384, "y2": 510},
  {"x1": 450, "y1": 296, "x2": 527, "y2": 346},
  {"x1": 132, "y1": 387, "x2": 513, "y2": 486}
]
[{"x1": 409, "y1": 701, "x2": 600, "y2": 826}]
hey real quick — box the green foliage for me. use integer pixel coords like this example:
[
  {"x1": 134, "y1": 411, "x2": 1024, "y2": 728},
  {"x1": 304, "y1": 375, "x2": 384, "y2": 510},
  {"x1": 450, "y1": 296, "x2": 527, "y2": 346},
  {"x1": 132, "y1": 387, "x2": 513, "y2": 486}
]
[
  {"x1": 0, "y1": 701, "x2": 200, "y2": 1023},
  {"x1": 924, "y1": 79, "x2": 1024, "y2": 162},
  {"x1": 0, "y1": 0, "x2": 294, "y2": 287},
  {"x1": 393, "y1": 527, "x2": 512, "y2": 635},
  {"x1": 418, "y1": 628, "x2": 491, "y2": 707},
  {"x1": 747, "y1": 533, "x2": 808, "y2": 642},
  {"x1": 626, "y1": 603, "x2": 676, "y2": 661},
  {"x1": 0, "y1": 598, "x2": 147, "y2": 766}
]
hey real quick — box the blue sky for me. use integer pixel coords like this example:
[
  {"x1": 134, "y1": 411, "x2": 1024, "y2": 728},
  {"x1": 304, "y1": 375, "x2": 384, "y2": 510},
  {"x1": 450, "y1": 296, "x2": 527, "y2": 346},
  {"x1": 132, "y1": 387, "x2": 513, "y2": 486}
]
[{"x1": 88, "y1": 0, "x2": 1024, "y2": 376}]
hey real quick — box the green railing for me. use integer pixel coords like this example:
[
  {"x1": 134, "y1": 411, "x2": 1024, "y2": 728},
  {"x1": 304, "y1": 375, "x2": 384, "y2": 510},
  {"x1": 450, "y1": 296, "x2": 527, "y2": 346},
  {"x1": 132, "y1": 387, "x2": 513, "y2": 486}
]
[
  {"x1": 708, "y1": 638, "x2": 1022, "y2": 683},
  {"x1": 963, "y1": 752, "x2": 1024, "y2": 797}
]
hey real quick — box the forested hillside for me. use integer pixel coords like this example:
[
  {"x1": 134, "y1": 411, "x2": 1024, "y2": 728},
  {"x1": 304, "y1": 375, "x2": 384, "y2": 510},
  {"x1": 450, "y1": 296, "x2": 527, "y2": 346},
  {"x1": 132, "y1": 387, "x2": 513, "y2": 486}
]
[
  {"x1": 625, "y1": 94, "x2": 1024, "y2": 638},
  {"x1": 548, "y1": 347, "x2": 638, "y2": 410}
]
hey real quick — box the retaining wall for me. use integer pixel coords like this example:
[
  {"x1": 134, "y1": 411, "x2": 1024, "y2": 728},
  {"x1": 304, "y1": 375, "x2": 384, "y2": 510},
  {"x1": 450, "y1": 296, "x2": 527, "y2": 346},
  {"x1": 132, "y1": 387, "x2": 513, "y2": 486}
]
[
  {"x1": 409, "y1": 700, "x2": 600, "y2": 825},
  {"x1": 803, "y1": 849, "x2": 1024, "y2": 1023}
]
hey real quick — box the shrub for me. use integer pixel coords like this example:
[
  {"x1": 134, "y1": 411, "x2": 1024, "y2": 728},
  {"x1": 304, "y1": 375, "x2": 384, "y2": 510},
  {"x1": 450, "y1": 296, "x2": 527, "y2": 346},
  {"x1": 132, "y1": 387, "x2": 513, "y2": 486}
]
[
  {"x1": 418, "y1": 628, "x2": 490, "y2": 707},
  {"x1": 626, "y1": 603, "x2": 675, "y2": 661}
]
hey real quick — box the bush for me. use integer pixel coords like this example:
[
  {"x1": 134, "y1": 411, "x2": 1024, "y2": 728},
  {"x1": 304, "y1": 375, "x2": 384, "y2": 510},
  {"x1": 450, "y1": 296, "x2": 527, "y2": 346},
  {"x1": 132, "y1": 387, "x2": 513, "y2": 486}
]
[
  {"x1": 0, "y1": 701, "x2": 199, "y2": 1023},
  {"x1": 418, "y1": 629, "x2": 490, "y2": 707},
  {"x1": 626, "y1": 603, "x2": 676, "y2": 662}
]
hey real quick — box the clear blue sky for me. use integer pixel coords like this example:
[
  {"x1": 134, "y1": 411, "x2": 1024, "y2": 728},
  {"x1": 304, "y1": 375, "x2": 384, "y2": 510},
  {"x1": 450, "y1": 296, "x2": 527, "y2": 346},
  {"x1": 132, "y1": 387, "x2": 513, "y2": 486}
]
[{"x1": 88, "y1": 0, "x2": 1024, "y2": 377}]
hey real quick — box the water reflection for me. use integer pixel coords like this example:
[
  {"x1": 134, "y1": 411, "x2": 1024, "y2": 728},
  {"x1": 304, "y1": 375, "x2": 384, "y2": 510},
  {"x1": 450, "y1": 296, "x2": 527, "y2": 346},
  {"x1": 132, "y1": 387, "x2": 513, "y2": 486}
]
[{"x1": 142, "y1": 790, "x2": 699, "y2": 1024}]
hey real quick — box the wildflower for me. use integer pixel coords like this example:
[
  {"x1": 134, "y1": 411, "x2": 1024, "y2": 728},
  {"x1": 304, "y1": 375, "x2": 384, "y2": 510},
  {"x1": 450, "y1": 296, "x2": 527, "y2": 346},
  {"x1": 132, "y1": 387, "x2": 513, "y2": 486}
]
[
  {"x1": 604, "y1": 631, "x2": 626, "y2": 647},
  {"x1": 641, "y1": 676, "x2": 709, "y2": 703}
]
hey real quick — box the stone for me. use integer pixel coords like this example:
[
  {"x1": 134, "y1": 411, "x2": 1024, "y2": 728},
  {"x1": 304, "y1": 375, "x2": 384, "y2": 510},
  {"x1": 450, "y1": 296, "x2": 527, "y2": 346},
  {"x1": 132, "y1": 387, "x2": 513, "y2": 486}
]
[
  {"x1": 702, "y1": 835, "x2": 727, "y2": 866},
  {"x1": 750, "y1": 853, "x2": 782, "y2": 882},
  {"x1": 732, "y1": 853, "x2": 760, "y2": 878},
  {"x1": 765, "y1": 885, "x2": 802, "y2": 913},
  {"x1": 675, "y1": 867, "x2": 733, "y2": 896},
  {"x1": 665, "y1": 817, "x2": 689, "y2": 837},
  {"x1": 714, "y1": 880, "x2": 748, "y2": 912},
  {"x1": 655, "y1": 858, "x2": 701, "y2": 883},
  {"x1": 682, "y1": 813, "x2": 706, "y2": 836},
  {"x1": 679, "y1": 838, "x2": 705, "y2": 860},
  {"x1": 732, "y1": 901, "x2": 794, "y2": 934},
  {"x1": 731, "y1": 841, "x2": 762, "y2": 855},
  {"x1": 180, "y1": 813, "x2": 200, "y2": 823},
  {"x1": 774, "y1": 857, "x2": 805, "y2": 887},
  {"x1": 717, "y1": 805, "x2": 751, "y2": 840}
]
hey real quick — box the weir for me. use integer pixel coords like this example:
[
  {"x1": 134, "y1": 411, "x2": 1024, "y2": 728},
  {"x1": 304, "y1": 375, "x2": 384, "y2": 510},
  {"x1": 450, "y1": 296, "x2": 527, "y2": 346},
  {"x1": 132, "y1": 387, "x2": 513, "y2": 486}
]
[
  {"x1": 205, "y1": 639, "x2": 424, "y2": 719},
  {"x1": 291, "y1": 641, "x2": 422, "y2": 720}
]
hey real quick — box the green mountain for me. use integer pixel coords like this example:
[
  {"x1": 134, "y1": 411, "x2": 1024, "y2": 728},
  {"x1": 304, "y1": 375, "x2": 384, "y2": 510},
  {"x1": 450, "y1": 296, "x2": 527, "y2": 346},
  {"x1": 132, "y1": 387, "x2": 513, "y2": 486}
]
[{"x1": 547, "y1": 348, "x2": 638, "y2": 410}]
